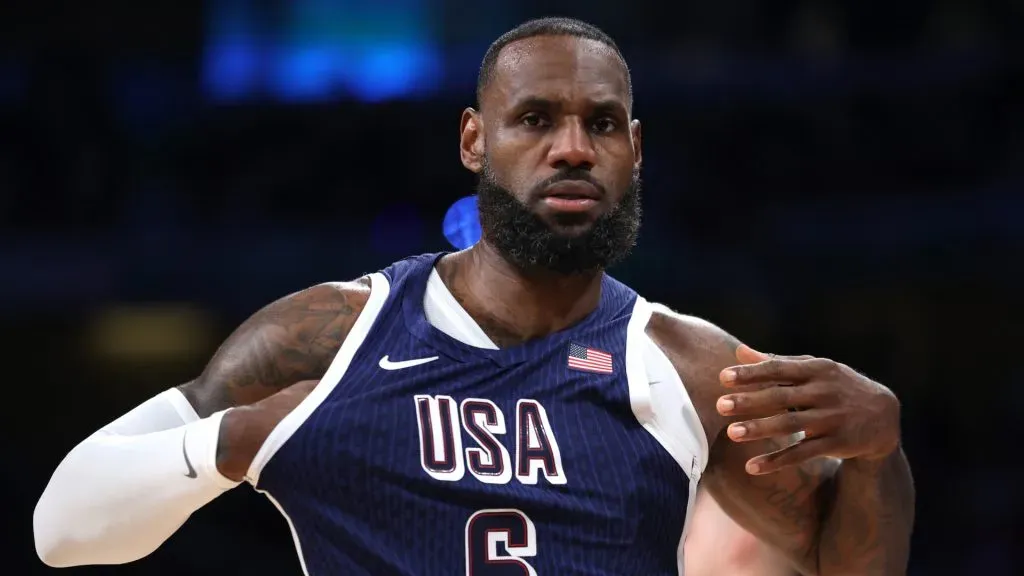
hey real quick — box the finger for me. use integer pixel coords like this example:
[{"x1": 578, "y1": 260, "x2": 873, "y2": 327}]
[
  {"x1": 735, "y1": 344, "x2": 770, "y2": 364},
  {"x1": 717, "y1": 380, "x2": 798, "y2": 395},
  {"x1": 717, "y1": 385, "x2": 820, "y2": 417},
  {"x1": 745, "y1": 437, "x2": 839, "y2": 475},
  {"x1": 720, "y1": 357, "x2": 833, "y2": 387},
  {"x1": 727, "y1": 409, "x2": 837, "y2": 442},
  {"x1": 736, "y1": 345, "x2": 814, "y2": 365}
]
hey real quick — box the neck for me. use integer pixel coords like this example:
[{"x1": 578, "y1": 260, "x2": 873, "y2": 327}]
[{"x1": 437, "y1": 241, "x2": 604, "y2": 347}]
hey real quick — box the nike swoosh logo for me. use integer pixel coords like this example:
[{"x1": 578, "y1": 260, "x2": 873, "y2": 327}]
[
  {"x1": 379, "y1": 355, "x2": 439, "y2": 370},
  {"x1": 182, "y1": 431, "x2": 197, "y2": 479}
]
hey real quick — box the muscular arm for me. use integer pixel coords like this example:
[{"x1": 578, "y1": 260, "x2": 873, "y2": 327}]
[
  {"x1": 649, "y1": 310, "x2": 914, "y2": 575},
  {"x1": 179, "y1": 279, "x2": 368, "y2": 416},
  {"x1": 33, "y1": 279, "x2": 371, "y2": 567}
]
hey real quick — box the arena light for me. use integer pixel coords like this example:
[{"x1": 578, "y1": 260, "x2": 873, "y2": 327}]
[
  {"x1": 443, "y1": 195, "x2": 481, "y2": 250},
  {"x1": 85, "y1": 305, "x2": 216, "y2": 363},
  {"x1": 203, "y1": 0, "x2": 442, "y2": 103}
]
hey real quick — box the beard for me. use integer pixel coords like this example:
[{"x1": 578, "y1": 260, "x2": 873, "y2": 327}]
[{"x1": 475, "y1": 161, "x2": 642, "y2": 275}]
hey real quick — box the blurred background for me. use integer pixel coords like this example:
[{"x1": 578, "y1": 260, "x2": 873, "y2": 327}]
[{"x1": 3, "y1": 0, "x2": 1022, "y2": 574}]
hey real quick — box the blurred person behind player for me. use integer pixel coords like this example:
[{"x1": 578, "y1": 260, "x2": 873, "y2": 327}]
[{"x1": 684, "y1": 487, "x2": 796, "y2": 576}]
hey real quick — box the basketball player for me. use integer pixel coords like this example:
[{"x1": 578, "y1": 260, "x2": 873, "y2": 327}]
[{"x1": 34, "y1": 17, "x2": 914, "y2": 575}]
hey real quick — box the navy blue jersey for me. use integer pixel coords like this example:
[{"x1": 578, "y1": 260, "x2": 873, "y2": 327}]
[{"x1": 250, "y1": 253, "x2": 705, "y2": 575}]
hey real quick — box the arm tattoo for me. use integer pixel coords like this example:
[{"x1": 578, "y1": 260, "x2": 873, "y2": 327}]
[
  {"x1": 703, "y1": 432, "x2": 838, "y2": 570},
  {"x1": 817, "y1": 448, "x2": 915, "y2": 574},
  {"x1": 179, "y1": 279, "x2": 370, "y2": 416},
  {"x1": 707, "y1": 421, "x2": 912, "y2": 576}
]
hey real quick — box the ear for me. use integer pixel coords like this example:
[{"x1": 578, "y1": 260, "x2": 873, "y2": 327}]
[
  {"x1": 460, "y1": 107, "x2": 485, "y2": 173},
  {"x1": 630, "y1": 119, "x2": 643, "y2": 170}
]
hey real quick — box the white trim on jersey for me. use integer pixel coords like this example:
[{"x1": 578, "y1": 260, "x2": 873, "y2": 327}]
[
  {"x1": 424, "y1": 268, "x2": 499, "y2": 349},
  {"x1": 245, "y1": 272, "x2": 392, "y2": 483},
  {"x1": 624, "y1": 296, "x2": 711, "y2": 576},
  {"x1": 247, "y1": 272, "x2": 392, "y2": 576}
]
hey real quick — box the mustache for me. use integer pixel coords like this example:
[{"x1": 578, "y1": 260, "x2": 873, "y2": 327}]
[{"x1": 532, "y1": 168, "x2": 608, "y2": 197}]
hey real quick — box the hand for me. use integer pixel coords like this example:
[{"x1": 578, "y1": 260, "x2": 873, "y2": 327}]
[
  {"x1": 216, "y1": 379, "x2": 320, "y2": 481},
  {"x1": 715, "y1": 345, "x2": 901, "y2": 475}
]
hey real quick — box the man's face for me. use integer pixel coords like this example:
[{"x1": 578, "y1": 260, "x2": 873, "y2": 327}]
[{"x1": 460, "y1": 35, "x2": 643, "y2": 274}]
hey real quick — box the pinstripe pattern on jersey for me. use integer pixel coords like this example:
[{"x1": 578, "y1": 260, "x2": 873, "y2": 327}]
[{"x1": 256, "y1": 253, "x2": 691, "y2": 575}]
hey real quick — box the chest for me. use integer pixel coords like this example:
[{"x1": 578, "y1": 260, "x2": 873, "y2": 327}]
[
  {"x1": 252, "y1": 302, "x2": 696, "y2": 573},
  {"x1": 309, "y1": 344, "x2": 649, "y2": 477},
  {"x1": 262, "y1": 328, "x2": 688, "y2": 509}
]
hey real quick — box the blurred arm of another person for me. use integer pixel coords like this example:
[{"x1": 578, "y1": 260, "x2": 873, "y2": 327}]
[
  {"x1": 32, "y1": 279, "x2": 374, "y2": 567},
  {"x1": 685, "y1": 487, "x2": 796, "y2": 576}
]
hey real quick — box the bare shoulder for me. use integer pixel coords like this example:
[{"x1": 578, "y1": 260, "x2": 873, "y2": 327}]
[
  {"x1": 179, "y1": 276, "x2": 373, "y2": 416},
  {"x1": 644, "y1": 303, "x2": 743, "y2": 442},
  {"x1": 645, "y1": 304, "x2": 741, "y2": 357}
]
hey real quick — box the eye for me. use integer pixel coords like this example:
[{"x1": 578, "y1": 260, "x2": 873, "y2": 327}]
[
  {"x1": 520, "y1": 113, "x2": 550, "y2": 127},
  {"x1": 592, "y1": 117, "x2": 617, "y2": 134}
]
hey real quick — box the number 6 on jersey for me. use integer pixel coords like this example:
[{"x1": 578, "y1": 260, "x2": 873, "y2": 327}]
[{"x1": 465, "y1": 509, "x2": 538, "y2": 575}]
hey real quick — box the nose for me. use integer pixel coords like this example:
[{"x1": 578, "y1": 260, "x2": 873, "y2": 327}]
[{"x1": 546, "y1": 117, "x2": 597, "y2": 170}]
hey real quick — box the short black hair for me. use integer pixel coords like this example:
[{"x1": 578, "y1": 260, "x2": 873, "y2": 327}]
[{"x1": 476, "y1": 17, "x2": 632, "y2": 108}]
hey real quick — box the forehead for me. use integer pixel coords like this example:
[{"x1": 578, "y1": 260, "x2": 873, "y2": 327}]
[{"x1": 487, "y1": 36, "x2": 630, "y2": 109}]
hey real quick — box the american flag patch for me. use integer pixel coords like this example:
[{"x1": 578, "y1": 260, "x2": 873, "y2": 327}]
[{"x1": 567, "y1": 343, "x2": 614, "y2": 374}]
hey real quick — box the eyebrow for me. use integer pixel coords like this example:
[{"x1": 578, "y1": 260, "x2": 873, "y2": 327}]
[{"x1": 508, "y1": 96, "x2": 629, "y2": 117}]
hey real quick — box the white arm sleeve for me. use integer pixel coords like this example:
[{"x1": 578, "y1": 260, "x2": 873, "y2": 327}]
[{"x1": 33, "y1": 388, "x2": 242, "y2": 567}]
